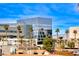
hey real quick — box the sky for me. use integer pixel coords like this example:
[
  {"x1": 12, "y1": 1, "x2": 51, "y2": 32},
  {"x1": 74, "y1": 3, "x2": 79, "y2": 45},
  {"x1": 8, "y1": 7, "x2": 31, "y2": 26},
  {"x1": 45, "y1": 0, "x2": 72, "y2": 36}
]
[{"x1": 0, "y1": 3, "x2": 79, "y2": 34}]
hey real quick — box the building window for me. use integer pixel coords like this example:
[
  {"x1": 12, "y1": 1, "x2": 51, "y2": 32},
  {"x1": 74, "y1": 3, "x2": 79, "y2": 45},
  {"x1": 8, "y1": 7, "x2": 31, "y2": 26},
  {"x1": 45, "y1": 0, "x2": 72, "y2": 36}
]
[
  {"x1": 43, "y1": 35, "x2": 45, "y2": 37},
  {"x1": 37, "y1": 41, "x2": 43, "y2": 45},
  {"x1": 0, "y1": 30, "x2": 5, "y2": 32},
  {"x1": 42, "y1": 32, "x2": 44, "y2": 35},
  {"x1": 38, "y1": 39, "x2": 40, "y2": 40}
]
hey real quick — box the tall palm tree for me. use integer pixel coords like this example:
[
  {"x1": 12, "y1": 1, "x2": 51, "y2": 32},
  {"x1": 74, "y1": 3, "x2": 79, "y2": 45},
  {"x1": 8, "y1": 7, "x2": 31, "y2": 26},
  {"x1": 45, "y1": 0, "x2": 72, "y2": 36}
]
[
  {"x1": 55, "y1": 28, "x2": 60, "y2": 40},
  {"x1": 29, "y1": 25, "x2": 33, "y2": 50},
  {"x1": 73, "y1": 30, "x2": 77, "y2": 39},
  {"x1": 17, "y1": 25, "x2": 22, "y2": 48},
  {"x1": 65, "y1": 30, "x2": 69, "y2": 40},
  {"x1": 28, "y1": 25, "x2": 33, "y2": 55},
  {"x1": 4, "y1": 25, "x2": 9, "y2": 41}
]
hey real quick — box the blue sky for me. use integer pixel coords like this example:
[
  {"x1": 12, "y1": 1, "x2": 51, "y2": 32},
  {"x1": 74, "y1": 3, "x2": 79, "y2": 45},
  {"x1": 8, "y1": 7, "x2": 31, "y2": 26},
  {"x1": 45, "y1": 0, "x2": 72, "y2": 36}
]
[{"x1": 0, "y1": 3, "x2": 79, "y2": 34}]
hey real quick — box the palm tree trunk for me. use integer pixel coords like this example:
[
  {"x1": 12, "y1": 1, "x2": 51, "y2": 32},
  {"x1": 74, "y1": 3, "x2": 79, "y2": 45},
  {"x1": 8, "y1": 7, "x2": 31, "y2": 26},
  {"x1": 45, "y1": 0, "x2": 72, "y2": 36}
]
[
  {"x1": 57, "y1": 32, "x2": 58, "y2": 40},
  {"x1": 30, "y1": 33, "x2": 32, "y2": 47},
  {"x1": 75, "y1": 34, "x2": 76, "y2": 39},
  {"x1": 2, "y1": 37, "x2": 4, "y2": 47},
  {"x1": 29, "y1": 32, "x2": 32, "y2": 55},
  {"x1": 66, "y1": 34, "x2": 68, "y2": 40},
  {"x1": 2, "y1": 37, "x2": 4, "y2": 55},
  {"x1": 17, "y1": 30, "x2": 20, "y2": 40},
  {"x1": 17, "y1": 30, "x2": 20, "y2": 49},
  {"x1": 21, "y1": 37, "x2": 23, "y2": 48},
  {"x1": 6, "y1": 30, "x2": 8, "y2": 44}
]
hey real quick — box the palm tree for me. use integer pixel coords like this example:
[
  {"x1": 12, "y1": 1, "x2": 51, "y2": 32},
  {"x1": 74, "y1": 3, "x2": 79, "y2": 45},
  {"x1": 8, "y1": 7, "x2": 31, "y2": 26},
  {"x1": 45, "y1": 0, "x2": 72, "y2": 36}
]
[
  {"x1": 65, "y1": 30, "x2": 69, "y2": 40},
  {"x1": 29, "y1": 25, "x2": 33, "y2": 55},
  {"x1": 55, "y1": 28, "x2": 60, "y2": 40},
  {"x1": 59, "y1": 37, "x2": 63, "y2": 43},
  {"x1": 17, "y1": 25, "x2": 22, "y2": 39},
  {"x1": 4, "y1": 25, "x2": 9, "y2": 42},
  {"x1": 73, "y1": 30, "x2": 77, "y2": 39},
  {"x1": 17, "y1": 25, "x2": 22, "y2": 48},
  {"x1": 29, "y1": 25, "x2": 33, "y2": 50}
]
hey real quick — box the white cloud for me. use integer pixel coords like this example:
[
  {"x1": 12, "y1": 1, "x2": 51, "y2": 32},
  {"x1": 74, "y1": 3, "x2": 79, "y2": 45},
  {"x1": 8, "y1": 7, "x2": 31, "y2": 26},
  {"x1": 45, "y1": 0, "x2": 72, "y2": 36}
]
[{"x1": 0, "y1": 18, "x2": 17, "y2": 24}]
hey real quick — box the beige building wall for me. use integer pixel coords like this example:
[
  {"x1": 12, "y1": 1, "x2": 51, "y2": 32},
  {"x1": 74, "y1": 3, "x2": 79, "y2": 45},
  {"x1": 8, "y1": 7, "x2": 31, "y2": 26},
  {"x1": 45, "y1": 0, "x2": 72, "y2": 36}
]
[
  {"x1": 69, "y1": 27, "x2": 79, "y2": 39},
  {"x1": 0, "y1": 25, "x2": 24, "y2": 38},
  {"x1": 0, "y1": 25, "x2": 17, "y2": 36}
]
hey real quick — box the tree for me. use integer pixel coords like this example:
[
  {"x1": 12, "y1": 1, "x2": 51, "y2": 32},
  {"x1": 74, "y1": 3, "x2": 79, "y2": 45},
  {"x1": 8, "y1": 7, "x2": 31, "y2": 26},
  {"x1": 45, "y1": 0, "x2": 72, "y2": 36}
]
[
  {"x1": 29, "y1": 25, "x2": 33, "y2": 50},
  {"x1": 4, "y1": 25, "x2": 9, "y2": 41},
  {"x1": 43, "y1": 36, "x2": 54, "y2": 52},
  {"x1": 73, "y1": 30, "x2": 77, "y2": 39},
  {"x1": 59, "y1": 37, "x2": 63, "y2": 45},
  {"x1": 65, "y1": 30, "x2": 69, "y2": 40},
  {"x1": 17, "y1": 25, "x2": 23, "y2": 48},
  {"x1": 67, "y1": 40, "x2": 75, "y2": 48},
  {"x1": 55, "y1": 28, "x2": 60, "y2": 40}
]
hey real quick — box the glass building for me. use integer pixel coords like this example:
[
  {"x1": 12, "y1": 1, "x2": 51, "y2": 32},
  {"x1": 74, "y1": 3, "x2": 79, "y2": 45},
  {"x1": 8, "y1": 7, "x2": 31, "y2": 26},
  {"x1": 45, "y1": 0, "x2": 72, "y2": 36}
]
[{"x1": 17, "y1": 17, "x2": 52, "y2": 45}]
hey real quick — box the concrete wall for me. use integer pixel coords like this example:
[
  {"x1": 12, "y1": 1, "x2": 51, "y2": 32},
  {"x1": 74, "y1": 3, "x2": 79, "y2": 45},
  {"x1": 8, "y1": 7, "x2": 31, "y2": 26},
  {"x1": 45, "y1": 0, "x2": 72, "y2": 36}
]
[{"x1": 2, "y1": 45, "x2": 16, "y2": 55}]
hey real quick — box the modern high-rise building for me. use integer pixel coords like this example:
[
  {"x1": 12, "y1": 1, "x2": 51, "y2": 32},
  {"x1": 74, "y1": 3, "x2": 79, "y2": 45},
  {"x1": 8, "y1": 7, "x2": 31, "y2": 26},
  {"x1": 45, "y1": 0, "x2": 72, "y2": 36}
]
[{"x1": 17, "y1": 17, "x2": 52, "y2": 46}]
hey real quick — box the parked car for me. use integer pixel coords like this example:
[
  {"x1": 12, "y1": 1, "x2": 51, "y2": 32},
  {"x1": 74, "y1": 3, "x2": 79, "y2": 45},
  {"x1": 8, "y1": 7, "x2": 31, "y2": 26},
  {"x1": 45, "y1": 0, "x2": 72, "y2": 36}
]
[{"x1": 73, "y1": 49, "x2": 79, "y2": 56}]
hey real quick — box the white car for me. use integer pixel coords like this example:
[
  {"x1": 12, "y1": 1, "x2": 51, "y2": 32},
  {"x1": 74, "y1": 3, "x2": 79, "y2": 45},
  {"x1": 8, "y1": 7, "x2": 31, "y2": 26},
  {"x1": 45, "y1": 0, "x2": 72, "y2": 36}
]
[{"x1": 73, "y1": 50, "x2": 79, "y2": 55}]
